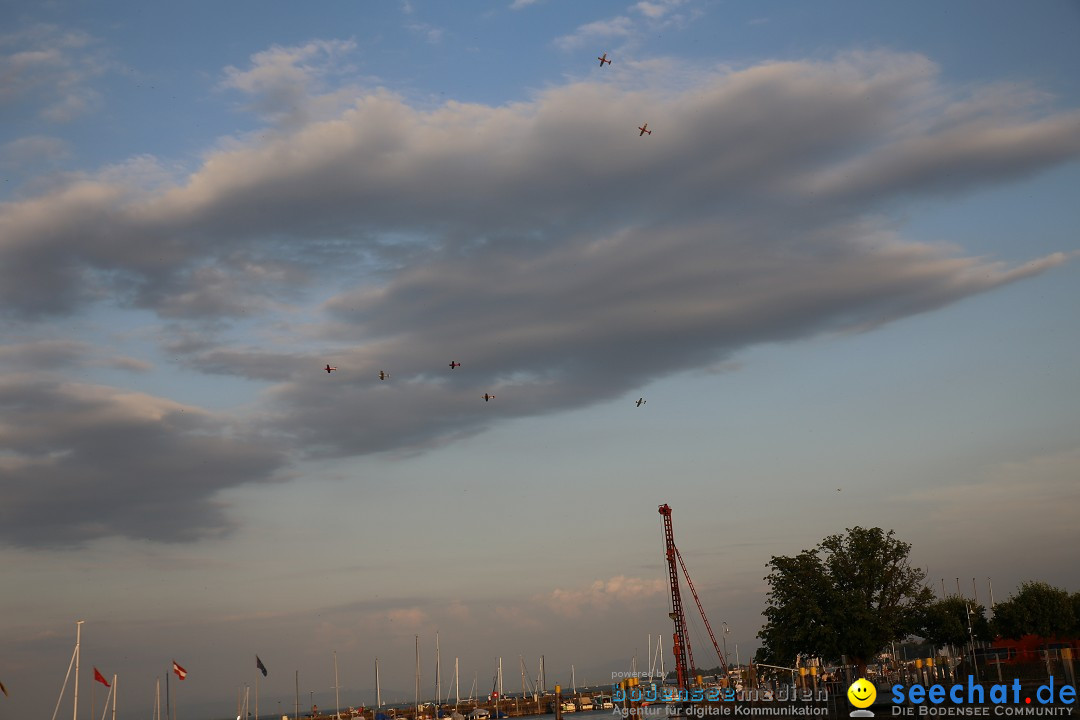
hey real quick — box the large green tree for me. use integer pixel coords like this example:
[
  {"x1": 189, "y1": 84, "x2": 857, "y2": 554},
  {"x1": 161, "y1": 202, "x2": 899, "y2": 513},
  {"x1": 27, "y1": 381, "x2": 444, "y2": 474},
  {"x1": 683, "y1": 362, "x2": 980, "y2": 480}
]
[
  {"x1": 991, "y1": 581, "x2": 1076, "y2": 639},
  {"x1": 920, "y1": 596, "x2": 992, "y2": 648},
  {"x1": 756, "y1": 527, "x2": 934, "y2": 677}
]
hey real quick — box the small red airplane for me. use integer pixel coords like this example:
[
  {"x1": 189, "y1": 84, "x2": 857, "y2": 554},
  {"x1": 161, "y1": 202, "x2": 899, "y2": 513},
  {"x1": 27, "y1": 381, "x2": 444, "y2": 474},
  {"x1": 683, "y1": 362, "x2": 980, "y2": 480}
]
[
  {"x1": 325, "y1": 364, "x2": 337, "y2": 373},
  {"x1": 598, "y1": 52, "x2": 611, "y2": 67},
  {"x1": 482, "y1": 393, "x2": 495, "y2": 402},
  {"x1": 449, "y1": 361, "x2": 461, "y2": 369},
  {"x1": 378, "y1": 370, "x2": 389, "y2": 380},
  {"x1": 636, "y1": 397, "x2": 646, "y2": 407},
  {"x1": 638, "y1": 122, "x2": 651, "y2": 136}
]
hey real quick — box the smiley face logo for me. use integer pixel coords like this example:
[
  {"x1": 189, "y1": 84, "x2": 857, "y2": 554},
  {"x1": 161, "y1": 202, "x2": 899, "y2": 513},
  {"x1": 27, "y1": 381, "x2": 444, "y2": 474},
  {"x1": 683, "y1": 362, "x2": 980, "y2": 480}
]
[{"x1": 847, "y1": 678, "x2": 876, "y2": 709}]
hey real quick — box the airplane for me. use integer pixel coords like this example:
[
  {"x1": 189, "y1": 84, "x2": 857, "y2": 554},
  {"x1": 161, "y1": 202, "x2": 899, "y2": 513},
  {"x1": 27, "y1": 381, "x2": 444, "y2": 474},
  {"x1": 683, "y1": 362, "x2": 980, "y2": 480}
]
[
  {"x1": 638, "y1": 122, "x2": 651, "y2": 136},
  {"x1": 378, "y1": 370, "x2": 389, "y2": 380},
  {"x1": 636, "y1": 398, "x2": 646, "y2": 407},
  {"x1": 449, "y1": 361, "x2": 461, "y2": 369},
  {"x1": 325, "y1": 364, "x2": 337, "y2": 373},
  {"x1": 482, "y1": 393, "x2": 495, "y2": 402},
  {"x1": 598, "y1": 52, "x2": 611, "y2": 67}
]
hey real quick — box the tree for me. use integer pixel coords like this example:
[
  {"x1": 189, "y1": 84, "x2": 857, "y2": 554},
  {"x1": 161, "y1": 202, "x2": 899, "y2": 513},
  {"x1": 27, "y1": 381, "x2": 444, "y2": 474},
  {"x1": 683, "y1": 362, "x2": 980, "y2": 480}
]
[
  {"x1": 920, "y1": 596, "x2": 992, "y2": 648},
  {"x1": 756, "y1": 527, "x2": 934, "y2": 677},
  {"x1": 991, "y1": 581, "x2": 1076, "y2": 639}
]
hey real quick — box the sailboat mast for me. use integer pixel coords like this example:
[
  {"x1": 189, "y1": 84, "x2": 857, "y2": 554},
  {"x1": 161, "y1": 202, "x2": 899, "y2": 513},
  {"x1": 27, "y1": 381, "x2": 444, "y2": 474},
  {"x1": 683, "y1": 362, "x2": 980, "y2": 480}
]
[
  {"x1": 455, "y1": 658, "x2": 460, "y2": 710},
  {"x1": 435, "y1": 632, "x2": 441, "y2": 712},
  {"x1": 658, "y1": 634, "x2": 665, "y2": 682},
  {"x1": 111, "y1": 675, "x2": 117, "y2": 720},
  {"x1": 415, "y1": 635, "x2": 421, "y2": 720},
  {"x1": 648, "y1": 635, "x2": 653, "y2": 683},
  {"x1": 376, "y1": 658, "x2": 383, "y2": 709},
  {"x1": 334, "y1": 651, "x2": 341, "y2": 720}
]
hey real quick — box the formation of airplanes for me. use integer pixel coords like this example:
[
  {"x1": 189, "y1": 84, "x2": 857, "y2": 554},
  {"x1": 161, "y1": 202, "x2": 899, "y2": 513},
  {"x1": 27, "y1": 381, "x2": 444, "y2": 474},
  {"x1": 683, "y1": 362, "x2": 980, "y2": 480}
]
[
  {"x1": 318, "y1": 52, "x2": 652, "y2": 407},
  {"x1": 322, "y1": 360, "x2": 646, "y2": 409}
]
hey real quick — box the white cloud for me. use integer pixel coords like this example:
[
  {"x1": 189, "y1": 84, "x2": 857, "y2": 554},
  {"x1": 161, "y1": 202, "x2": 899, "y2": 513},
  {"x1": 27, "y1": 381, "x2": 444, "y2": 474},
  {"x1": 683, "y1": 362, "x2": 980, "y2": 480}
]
[
  {"x1": 546, "y1": 575, "x2": 666, "y2": 617},
  {"x1": 221, "y1": 39, "x2": 360, "y2": 128},
  {"x1": 555, "y1": 16, "x2": 635, "y2": 52}
]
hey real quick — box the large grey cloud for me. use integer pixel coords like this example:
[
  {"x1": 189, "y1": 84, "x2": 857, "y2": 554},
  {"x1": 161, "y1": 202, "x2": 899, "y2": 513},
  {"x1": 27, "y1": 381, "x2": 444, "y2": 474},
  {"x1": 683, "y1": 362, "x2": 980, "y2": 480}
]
[
  {"x1": 2, "y1": 51, "x2": 1077, "y2": 319},
  {"x1": 0, "y1": 379, "x2": 287, "y2": 547},
  {"x1": 1, "y1": 49, "x2": 1077, "y2": 542}
]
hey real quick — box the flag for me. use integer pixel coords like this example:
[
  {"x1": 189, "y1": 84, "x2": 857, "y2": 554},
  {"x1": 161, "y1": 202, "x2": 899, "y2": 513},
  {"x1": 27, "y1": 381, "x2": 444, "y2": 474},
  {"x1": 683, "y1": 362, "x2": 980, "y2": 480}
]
[
  {"x1": 94, "y1": 668, "x2": 111, "y2": 688},
  {"x1": 173, "y1": 660, "x2": 187, "y2": 680},
  {"x1": 0, "y1": 679, "x2": 7, "y2": 697},
  {"x1": 257, "y1": 656, "x2": 267, "y2": 677}
]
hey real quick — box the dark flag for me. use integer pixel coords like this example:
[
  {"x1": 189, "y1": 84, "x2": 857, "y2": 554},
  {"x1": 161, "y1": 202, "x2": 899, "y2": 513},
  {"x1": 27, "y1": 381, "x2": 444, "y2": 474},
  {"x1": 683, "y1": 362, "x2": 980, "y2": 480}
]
[
  {"x1": 257, "y1": 656, "x2": 267, "y2": 677},
  {"x1": 0, "y1": 679, "x2": 7, "y2": 697},
  {"x1": 94, "y1": 668, "x2": 111, "y2": 688}
]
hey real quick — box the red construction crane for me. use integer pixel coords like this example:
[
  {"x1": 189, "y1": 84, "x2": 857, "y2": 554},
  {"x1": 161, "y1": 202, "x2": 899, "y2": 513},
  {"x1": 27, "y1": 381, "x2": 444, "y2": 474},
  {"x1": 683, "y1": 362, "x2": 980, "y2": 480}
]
[{"x1": 658, "y1": 503, "x2": 729, "y2": 690}]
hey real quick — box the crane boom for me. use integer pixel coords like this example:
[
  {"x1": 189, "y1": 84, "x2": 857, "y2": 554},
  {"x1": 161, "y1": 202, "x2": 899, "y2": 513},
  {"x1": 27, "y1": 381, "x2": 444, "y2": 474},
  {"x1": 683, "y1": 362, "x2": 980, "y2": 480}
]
[{"x1": 675, "y1": 546, "x2": 729, "y2": 675}]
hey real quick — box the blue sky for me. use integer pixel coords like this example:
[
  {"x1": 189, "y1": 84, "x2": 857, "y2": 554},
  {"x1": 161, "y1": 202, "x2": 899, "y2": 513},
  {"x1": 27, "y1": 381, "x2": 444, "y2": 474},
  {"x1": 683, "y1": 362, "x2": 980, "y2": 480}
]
[{"x1": 2, "y1": 1, "x2": 1079, "y2": 717}]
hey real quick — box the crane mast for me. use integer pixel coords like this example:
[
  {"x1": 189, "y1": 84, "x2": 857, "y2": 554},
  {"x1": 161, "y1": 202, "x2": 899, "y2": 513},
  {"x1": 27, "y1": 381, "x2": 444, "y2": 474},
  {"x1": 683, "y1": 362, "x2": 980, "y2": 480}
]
[
  {"x1": 659, "y1": 503, "x2": 693, "y2": 690},
  {"x1": 659, "y1": 503, "x2": 729, "y2": 691}
]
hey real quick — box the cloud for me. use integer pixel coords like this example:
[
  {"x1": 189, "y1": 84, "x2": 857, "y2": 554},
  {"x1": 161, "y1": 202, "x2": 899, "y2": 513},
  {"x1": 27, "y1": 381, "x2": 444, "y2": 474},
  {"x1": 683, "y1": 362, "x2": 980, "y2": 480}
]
[
  {"x1": 634, "y1": 0, "x2": 686, "y2": 20},
  {"x1": 0, "y1": 379, "x2": 287, "y2": 548},
  {"x1": 0, "y1": 49, "x2": 1076, "y2": 472},
  {"x1": 555, "y1": 17, "x2": 635, "y2": 52},
  {"x1": 0, "y1": 135, "x2": 71, "y2": 170},
  {"x1": 0, "y1": 339, "x2": 151, "y2": 372},
  {"x1": 556, "y1": 0, "x2": 693, "y2": 50},
  {"x1": 220, "y1": 39, "x2": 360, "y2": 128},
  {"x1": 510, "y1": 0, "x2": 543, "y2": 9},
  {"x1": 0, "y1": 24, "x2": 109, "y2": 122},
  {"x1": 546, "y1": 575, "x2": 666, "y2": 617}
]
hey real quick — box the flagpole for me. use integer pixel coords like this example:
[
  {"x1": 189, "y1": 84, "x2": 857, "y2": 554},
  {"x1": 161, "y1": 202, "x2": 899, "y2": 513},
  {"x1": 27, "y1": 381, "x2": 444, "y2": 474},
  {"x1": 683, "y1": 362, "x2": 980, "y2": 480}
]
[
  {"x1": 112, "y1": 675, "x2": 117, "y2": 720},
  {"x1": 166, "y1": 667, "x2": 171, "y2": 720},
  {"x1": 256, "y1": 662, "x2": 260, "y2": 720},
  {"x1": 73, "y1": 620, "x2": 84, "y2": 720}
]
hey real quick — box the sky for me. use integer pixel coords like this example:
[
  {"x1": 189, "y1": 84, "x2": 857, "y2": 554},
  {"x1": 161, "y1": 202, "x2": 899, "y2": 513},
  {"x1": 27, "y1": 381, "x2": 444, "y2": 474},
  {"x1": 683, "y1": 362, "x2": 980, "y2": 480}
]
[{"x1": 2, "y1": 0, "x2": 1079, "y2": 716}]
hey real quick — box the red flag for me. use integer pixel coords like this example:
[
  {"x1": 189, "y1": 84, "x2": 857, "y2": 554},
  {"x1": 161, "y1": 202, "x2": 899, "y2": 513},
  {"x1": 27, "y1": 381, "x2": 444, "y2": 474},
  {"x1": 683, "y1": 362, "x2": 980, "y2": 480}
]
[
  {"x1": 94, "y1": 668, "x2": 111, "y2": 688},
  {"x1": 172, "y1": 660, "x2": 187, "y2": 680}
]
